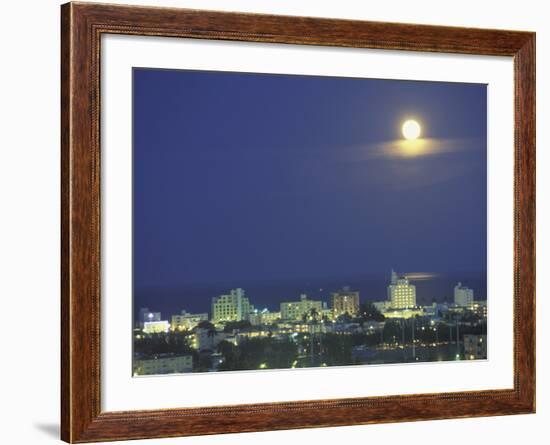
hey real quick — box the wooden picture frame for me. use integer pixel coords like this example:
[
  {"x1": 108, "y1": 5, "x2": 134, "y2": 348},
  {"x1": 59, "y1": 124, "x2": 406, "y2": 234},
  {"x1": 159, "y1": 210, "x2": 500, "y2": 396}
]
[{"x1": 61, "y1": 2, "x2": 535, "y2": 442}]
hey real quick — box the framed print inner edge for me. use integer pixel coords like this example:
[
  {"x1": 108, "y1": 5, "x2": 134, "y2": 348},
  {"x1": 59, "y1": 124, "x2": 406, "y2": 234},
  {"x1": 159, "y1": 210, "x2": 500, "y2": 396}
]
[
  {"x1": 61, "y1": 2, "x2": 535, "y2": 443},
  {"x1": 103, "y1": 36, "x2": 511, "y2": 411}
]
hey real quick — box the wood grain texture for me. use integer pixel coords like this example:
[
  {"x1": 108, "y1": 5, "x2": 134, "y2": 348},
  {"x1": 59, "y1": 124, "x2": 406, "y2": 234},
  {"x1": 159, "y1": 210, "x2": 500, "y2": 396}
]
[{"x1": 60, "y1": 2, "x2": 536, "y2": 442}]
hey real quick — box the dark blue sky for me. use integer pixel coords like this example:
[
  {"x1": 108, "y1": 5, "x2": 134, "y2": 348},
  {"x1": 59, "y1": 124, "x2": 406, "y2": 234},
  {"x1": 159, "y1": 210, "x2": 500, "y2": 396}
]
[{"x1": 133, "y1": 68, "x2": 487, "y2": 312}]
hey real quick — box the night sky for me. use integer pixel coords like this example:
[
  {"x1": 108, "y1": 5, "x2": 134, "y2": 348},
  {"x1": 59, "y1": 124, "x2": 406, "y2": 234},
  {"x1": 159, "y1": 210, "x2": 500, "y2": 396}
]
[{"x1": 133, "y1": 68, "x2": 487, "y2": 315}]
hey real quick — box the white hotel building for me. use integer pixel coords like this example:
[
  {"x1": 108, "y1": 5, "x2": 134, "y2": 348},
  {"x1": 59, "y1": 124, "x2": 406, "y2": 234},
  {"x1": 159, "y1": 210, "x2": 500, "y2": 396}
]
[
  {"x1": 387, "y1": 269, "x2": 416, "y2": 309},
  {"x1": 211, "y1": 288, "x2": 253, "y2": 323},
  {"x1": 454, "y1": 282, "x2": 474, "y2": 307},
  {"x1": 280, "y1": 294, "x2": 323, "y2": 321},
  {"x1": 171, "y1": 310, "x2": 208, "y2": 331}
]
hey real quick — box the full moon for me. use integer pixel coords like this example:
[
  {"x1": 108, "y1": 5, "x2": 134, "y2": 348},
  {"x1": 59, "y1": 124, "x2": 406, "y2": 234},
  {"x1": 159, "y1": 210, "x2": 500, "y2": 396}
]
[{"x1": 402, "y1": 120, "x2": 421, "y2": 140}]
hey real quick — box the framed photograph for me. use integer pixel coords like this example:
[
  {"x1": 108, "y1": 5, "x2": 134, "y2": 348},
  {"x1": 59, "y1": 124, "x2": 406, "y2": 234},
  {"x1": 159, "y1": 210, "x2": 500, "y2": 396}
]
[{"x1": 61, "y1": 2, "x2": 535, "y2": 442}]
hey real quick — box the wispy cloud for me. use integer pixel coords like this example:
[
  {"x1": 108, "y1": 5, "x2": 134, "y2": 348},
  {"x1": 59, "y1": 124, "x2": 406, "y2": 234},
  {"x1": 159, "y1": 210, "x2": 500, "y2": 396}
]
[
  {"x1": 403, "y1": 272, "x2": 440, "y2": 281},
  {"x1": 352, "y1": 137, "x2": 483, "y2": 161},
  {"x1": 334, "y1": 136, "x2": 485, "y2": 190}
]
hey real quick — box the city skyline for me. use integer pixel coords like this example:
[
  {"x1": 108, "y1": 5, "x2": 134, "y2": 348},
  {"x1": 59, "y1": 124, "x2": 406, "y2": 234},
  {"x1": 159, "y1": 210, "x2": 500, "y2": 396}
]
[
  {"x1": 134, "y1": 268, "x2": 487, "y2": 375},
  {"x1": 135, "y1": 269, "x2": 482, "y2": 323},
  {"x1": 134, "y1": 269, "x2": 486, "y2": 319}
]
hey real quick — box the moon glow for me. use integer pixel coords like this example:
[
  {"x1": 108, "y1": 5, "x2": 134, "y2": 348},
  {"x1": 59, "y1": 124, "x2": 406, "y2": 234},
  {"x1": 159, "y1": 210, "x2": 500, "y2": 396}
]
[{"x1": 402, "y1": 120, "x2": 421, "y2": 140}]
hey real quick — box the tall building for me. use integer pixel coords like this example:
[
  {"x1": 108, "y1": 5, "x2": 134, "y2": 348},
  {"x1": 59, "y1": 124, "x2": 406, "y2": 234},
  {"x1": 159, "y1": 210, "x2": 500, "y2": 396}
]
[
  {"x1": 454, "y1": 282, "x2": 474, "y2": 307},
  {"x1": 211, "y1": 288, "x2": 253, "y2": 322},
  {"x1": 171, "y1": 310, "x2": 209, "y2": 331},
  {"x1": 387, "y1": 269, "x2": 416, "y2": 309},
  {"x1": 280, "y1": 294, "x2": 323, "y2": 321},
  {"x1": 331, "y1": 286, "x2": 360, "y2": 317}
]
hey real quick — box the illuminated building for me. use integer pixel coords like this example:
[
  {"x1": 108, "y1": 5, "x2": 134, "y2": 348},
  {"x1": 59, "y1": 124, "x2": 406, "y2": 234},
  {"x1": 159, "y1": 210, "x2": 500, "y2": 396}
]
[
  {"x1": 261, "y1": 310, "x2": 281, "y2": 324},
  {"x1": 331, "y1": 286, "x2": 360, "y2": 317},
  {"x1": 381, "y1": 308, "x2": 424, "y2": 319},
  {"x1": 463, "y1": 334, "x2": 487, "y2": 359},
  {"x1": 133, "y1": 354, "x2": 193, "y2": 375},
  {"x1": 234, "y1": 328, "x2": 276, "y2": 342},
  {"x1": 248, "y1": 309, "x2": 281, "y2": 326},
  {"x1": 321, "y1": 308, "x2": 335, "y2": 321},
  {"x1": 292, "y1": 322, "x2": 325, "y2": 334},
  {"x1": 137, "y1": 307, "x2": 161, "y2": 328},
  {"x1": 211, "y1": 288, "x2": 253, "y2": 322},
  {"x1": 387, "y1": 269, "x2": 416, "y2": 309},
  {"x1": 454, "y1": 282, "x2": 474, "y2": 307},
  {"x1": 280, "y1": 294, "x2": 323, "y2": 321},
  {"x1": 469, "y1": 300, "x2": 488, "y2": 318},
  {"x1": 373, "y1": 300, "x2": 391, "y2": 312},
  {"x1": 142, "y1": 320, "x2": 170, "y2": 334},
  {"x1": 171, "y1": 310, "x2": 209, "y2": 331}
]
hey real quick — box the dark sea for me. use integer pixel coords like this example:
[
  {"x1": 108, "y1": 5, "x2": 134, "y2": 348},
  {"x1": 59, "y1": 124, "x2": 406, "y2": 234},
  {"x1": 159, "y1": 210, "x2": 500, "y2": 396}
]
[{"x1": 134, "y1": 271, "x2": 486, "y2": 321}]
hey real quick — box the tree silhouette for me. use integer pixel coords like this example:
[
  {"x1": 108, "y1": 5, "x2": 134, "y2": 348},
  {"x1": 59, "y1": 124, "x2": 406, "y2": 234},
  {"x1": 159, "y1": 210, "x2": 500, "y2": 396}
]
[{"x1": 356, "y1": 302, "x2": 385, "y2": 322}]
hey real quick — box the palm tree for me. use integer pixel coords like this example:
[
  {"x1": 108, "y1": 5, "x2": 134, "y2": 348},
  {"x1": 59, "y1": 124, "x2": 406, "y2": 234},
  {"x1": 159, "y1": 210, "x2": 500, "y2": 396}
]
[
  {"x1": 307, "y1": 308, "x2": 320, "y2": 365},
  {"x1": 309, "y1": 307, "x2": 319, "y2": 323}
]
